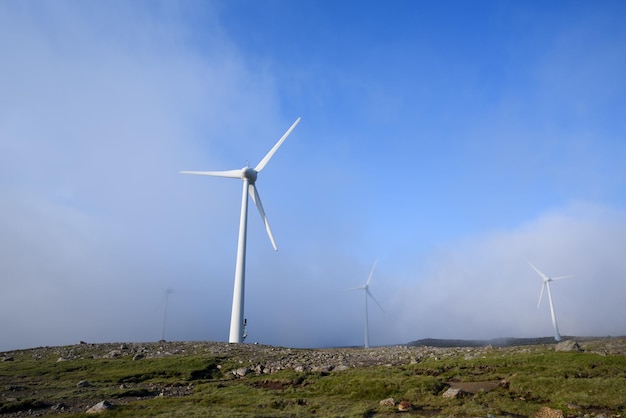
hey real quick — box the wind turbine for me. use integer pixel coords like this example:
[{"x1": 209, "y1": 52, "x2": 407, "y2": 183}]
[
  {"x1": 347, "y1": 260, "x2": 384, "y2": 348},
  {"x1": 528, "y1": 261, "x2": 573, "y2": 342},
  {"x1": 181, "y1": 117, "x2": 301, "y2": 343},
  {"x1": 160, "y1": 288, "x2": 173, "y2": 341}
]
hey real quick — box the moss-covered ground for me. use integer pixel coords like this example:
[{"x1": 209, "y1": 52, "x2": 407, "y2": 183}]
[{"x1": 1, "y1": 339, "x2": 625, "y2": 417}]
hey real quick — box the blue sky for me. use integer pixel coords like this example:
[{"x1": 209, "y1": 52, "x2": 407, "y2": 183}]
[{"x1": 1, "y1": 1, "x2": 625, "y2": 351}]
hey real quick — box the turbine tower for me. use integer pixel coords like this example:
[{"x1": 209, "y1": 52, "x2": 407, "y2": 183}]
[
  {"x1": 181, "y1": 117, "x2": 301, "y2": 343},
  {"x1": 347, "y1": 260, "x2": 384, "y2": 348},
  {"x1": 160, "y1": 288, "x2": 173, "y2": 341},
  {"x1": 528, "y1": 261, "x2": 573, "y2": 342}
]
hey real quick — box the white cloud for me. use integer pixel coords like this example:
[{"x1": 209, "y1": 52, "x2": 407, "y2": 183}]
[
  {"x1": 391, "y1": 202, "x2": 626, "y2": 342},
  {"x1": 1, "y1": 2, "x2": 625, "y2": 352},
  {"x1": 0, "y1": 2, "x2": 289, "y2": 350}
]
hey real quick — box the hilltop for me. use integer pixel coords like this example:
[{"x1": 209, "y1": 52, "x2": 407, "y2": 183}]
[
  {"x1": 1, "y1": 337, "x2": 625, "y2": 416},
  {"x1": 406, "y1": 336, "x2": 620, "y2": 348}
]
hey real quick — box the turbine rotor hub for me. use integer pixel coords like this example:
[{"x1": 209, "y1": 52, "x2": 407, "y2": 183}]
[{"x1": 243, "y1": 167, "x2": 258, "y2": 184}]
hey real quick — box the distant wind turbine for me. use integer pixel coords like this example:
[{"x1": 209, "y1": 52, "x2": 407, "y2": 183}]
[
  {"x1": 527, "y1": 261, "x2": 574, "y2": 342},
  {"x1": 160, "y1": 288, "x2": 174, "y2": 341},
  {"x1": 181, "y1": 117, "x2": 301, "y2": 343},
  {"x1": 347, "y1": 260, "x2": 384, "y2": 348}
]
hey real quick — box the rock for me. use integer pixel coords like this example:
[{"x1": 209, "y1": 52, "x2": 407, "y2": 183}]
[
  {"x1": 57, "y1": 357, "x2": 68, "y2": 362},
  {"x1": 333, "y1": 364, "x2": 349, "y2": 371},
  {"x1": 311, "y1": 365, "x2": 333, "y2": 372},
  {"x1": 232, "y1": 367, "x2": 250, "y2": 377},
  {"x1": 133, "y1": 353, "x2": 145, "y2": 360},
  {"x1": 106, "y1": 350, "x2": 122, "y2": 358},
  {"x1": 77, "y1": 380, "x2": 90, "y2": 387},
  {"x1": 442, "y1": 387, "x2": 466, "y2": 398},
  {"x1": 51, "y1": 403, "x2": 67, "y2": 411},
  {"x1": 120, "y1": 343, "x2": 128, "y2": 350},
  {"x1": 535, "y1": 406, "x2": 564, "y2": 418},
  {"x1": 86, "y1": 400, "x2": 113, "y2": 414},
  {"x1": 2, "y1": 356, "x2": 14, "y2": 362},
  {"x1": 379, "y1": 397, "x2": 395, "y2": 407},
  {"x1": 397, "y1": 400, "x2": 413, "y2": 411},
  {"x1": 555, "y1": 340, "x2": 581, "y2": 352}
]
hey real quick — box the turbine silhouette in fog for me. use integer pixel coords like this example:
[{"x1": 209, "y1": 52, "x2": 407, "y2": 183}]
[
  {"x1": 347, "y1": 260, "x2": 384, "y2": 348},
  {"x1": 528, "y1": 261, "x2": 573, "y2": 341}
]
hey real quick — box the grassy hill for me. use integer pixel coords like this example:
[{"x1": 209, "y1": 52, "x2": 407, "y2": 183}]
[
  {"x1": 1, "y1": 337, "x2": 625, "y2": 417},
  {"x1": 407, "y1": 336, "x2": 588, "y2": 348}
]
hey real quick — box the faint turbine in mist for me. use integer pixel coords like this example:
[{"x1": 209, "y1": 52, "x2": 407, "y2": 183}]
[
  {"x1": 160, "y1": 288, "x2": 174, "y2": 341},
  {"x1": 528, "y1": 262, "x2": 574, "y2": 341},
  {"x1": 347, "y1": 260, "x2": 384, "y2": 348}
]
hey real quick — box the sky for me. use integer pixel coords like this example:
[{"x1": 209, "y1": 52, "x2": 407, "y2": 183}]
[{"x1": 1, "y1": 0, "x2": 625, "y2": 351}]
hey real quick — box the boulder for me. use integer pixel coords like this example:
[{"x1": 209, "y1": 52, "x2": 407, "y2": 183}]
[
  {"x1": 77, "y1": 380, "x2": 90, "y2": 388},
  {"x1": 555, "y1": 340, "x2": 581, "y2": 352},
  {"x1": 86, "y1": 400, "x2": 113, "y2": 414},
  {"x1": 106, "y1": 350, "x2": 122, "y2": 358},
  {"x1": 397, "y1": 400, "x2": 414, "y2": 412},
  {"x1": 442, "y1": 387, "x2": 466, "y2": 398},
  {"x1": 232, "y1": 367, "x2": 251, "y2": 377},
  {"x1": 379, "y1": 397, "x2": 395, "y2": 407},
  {"x1": 311, "y1": 365, "x2": 333, "y2": 372},
  {"x1": 51, "y1": 403, "x2": 67, "y2": 411}
]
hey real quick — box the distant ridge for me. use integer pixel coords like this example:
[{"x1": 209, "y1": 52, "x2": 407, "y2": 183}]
[{"x1": 406, "y1": 336, "x2": 573, "y2": 348}]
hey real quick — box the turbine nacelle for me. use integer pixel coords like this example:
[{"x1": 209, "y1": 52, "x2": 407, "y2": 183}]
[{"x1": 242, "y1": 167, "x2": 258, "y2": 184}]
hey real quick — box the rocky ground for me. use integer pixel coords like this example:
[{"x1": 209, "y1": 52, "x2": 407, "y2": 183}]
[{"x1": 1, "y1": 337, "x2": 624, "y2": 416}]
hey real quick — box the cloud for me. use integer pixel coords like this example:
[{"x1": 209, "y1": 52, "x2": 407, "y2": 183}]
[
  {"x1": 1, "y1": 2, "x2": 625, "y2": 352},
  {"x1": 389, "y1": 202, "x2": 626, "y2": 342},
  {"x1": 0, "y1": 2, "x2": 289, "y2": 350}
]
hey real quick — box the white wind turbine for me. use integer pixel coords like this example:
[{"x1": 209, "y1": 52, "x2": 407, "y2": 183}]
[
  {"x1": 160, "y1": 288, "x2": 174, "y2": 341},
  {"x1": 528, "y1": 261, "x2": 573, "y2": 342},
  {"x1": 347, "y1": 260, "x2": 384, "y2": 348},
  {"x1": 181, "y1": 117, "x2": 301, "y2": 343}
]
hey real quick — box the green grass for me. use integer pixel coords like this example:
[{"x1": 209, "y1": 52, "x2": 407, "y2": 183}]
[{"x1": 1, "y1": 343, "x2": 625, "y2": 417}]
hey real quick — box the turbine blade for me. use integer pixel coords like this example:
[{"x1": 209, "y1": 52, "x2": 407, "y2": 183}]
[
  {"x1": 249, "y1": 184, "x2": 277, "y2": 251},
  {"x1": 537, "y1": 283, "x2": 545, "y2": 309},
  {"x1": 527, "y1": 261, "x2": 549, "y2": 281},
  {"x1": 180, "y1": 169, "x2": 242, "y2": 179},
  {"x1": 367, "y1": 289, "x2": 385, "y2": 313},
  {"x1": 255, "y1": 117, "x2": 301, "y2": 172},
  {"x1": 345, "y1": 286, "x2": 365, "y2": 292},
  {"x1": 552, "y1": 275, "x2": 574, "y2": 281},
  {"x1": 365, "y1": 260, "x2": 378, "y2": 286}
]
